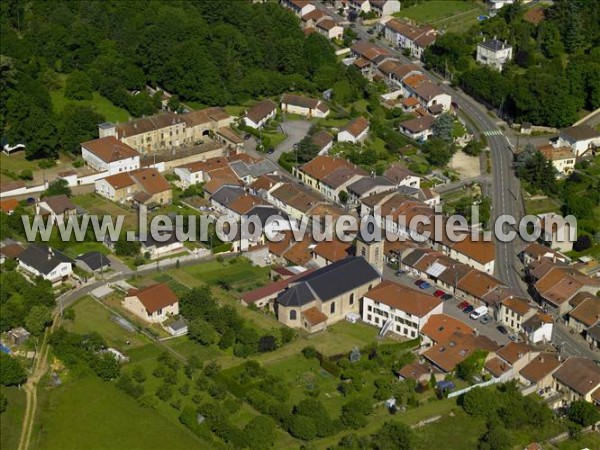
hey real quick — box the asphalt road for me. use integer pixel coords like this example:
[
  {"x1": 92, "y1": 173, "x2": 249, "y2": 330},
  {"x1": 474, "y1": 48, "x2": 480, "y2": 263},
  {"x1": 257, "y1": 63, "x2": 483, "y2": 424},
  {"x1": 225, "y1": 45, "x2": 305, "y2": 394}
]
[{"x1": 314, "y1": 5, "x2": 597, "y2": 356}]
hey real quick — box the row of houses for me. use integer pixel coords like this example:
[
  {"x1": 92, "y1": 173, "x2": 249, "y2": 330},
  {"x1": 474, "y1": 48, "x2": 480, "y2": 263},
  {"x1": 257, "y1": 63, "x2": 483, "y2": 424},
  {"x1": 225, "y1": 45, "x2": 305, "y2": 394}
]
[{"x1": 292, "y1": 154, "x2": 429, "y2": 206}]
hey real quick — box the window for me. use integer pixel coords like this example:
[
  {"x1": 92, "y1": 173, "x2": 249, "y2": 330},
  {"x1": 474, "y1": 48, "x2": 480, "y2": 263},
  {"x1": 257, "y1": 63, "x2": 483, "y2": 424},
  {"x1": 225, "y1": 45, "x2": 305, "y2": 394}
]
[
  {"x1": 361, "y1": 247, "x2": 366, "y2": 257},
  {"x1": 289, "y1": 309, "x2": 297, "y2": 321},
  {"x1": 330, "y1": 302, "x2": 335, "y2": 314},
  {"x1": 350, "y1": 293, "x2": 355, "y2": 305}
]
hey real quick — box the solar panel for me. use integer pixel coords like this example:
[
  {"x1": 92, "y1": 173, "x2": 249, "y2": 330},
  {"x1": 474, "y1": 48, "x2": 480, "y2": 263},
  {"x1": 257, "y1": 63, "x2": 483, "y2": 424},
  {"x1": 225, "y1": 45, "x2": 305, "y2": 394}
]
[{"x1": 426, "y1": 262, "x2": 447, "y2": 278}]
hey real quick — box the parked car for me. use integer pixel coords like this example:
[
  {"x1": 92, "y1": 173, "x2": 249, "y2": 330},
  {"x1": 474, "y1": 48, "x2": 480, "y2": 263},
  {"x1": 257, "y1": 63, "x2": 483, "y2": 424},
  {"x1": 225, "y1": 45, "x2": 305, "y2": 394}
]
[
  {"x1": 479, "y1": 314, "x2": 493, "y2": 325},
  {"x1": 496, "y1": 325, "x2": 508, "y2": 335},
  {"x1": 470, "y1": 306, "x2": 489, "y2": 320},
  {"x1": 395, "y1": 270, "x2": 406, "y2": 276},
  {"x1": 419, "y1": 282, "x2": 431, "y2": 289},
  {"x1": 463, "y1": 305, "x2": 475, "y2": 314},
  {"x1": 434, "y1": 290, "x2": 446, "y2": 298},
  {"x1": 508, "y1": 333, "x2": 520, "y2": 342},
  {"x1": 442, "y1": 294, "x2": 453, "y2": 301},
  {"x1": 457, "y1": 301, "x2": 470, "y2": 310},
  {"x1": 414, "y1": 280, "x2": 424, "y2": 287},
  {"x1": 267, "y1": 148, "x2": 275, "y2": 154},
  {"x1": 244, "y1": 133, "x2": 251, "y2": 140},
  {"x1": 451, "y1": 101, "x2": 459, "y2": 109}
]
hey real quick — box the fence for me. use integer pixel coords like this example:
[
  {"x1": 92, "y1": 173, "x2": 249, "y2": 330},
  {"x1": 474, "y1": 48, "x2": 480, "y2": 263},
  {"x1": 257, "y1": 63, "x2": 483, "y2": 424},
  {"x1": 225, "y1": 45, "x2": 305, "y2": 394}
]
[{"x1": 447, "y1": 376, "x2": 504, "y2": 398}]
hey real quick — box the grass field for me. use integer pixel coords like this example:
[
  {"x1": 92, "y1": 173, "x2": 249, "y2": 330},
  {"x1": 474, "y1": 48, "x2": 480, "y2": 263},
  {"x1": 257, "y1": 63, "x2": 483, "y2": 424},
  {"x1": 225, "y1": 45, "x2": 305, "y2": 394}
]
[
  {"x1": 34, "y1": 376, "x2": 204, "y2": 450},
  {"x1": 72, "y1": 193, "x2": 138, "y2": 230},
  {"x1": 524, "y1": 196, "x2": 562, "y2": 215},
  {"x1": 62, "y1": 241, "x2": 111, "y2": 259},
  {"x1": 65, "y1": 296, "x2": 151, "y2": 350},
  {"x1": 0, "y1": 152, "x2": 41, "y2": 182},
  {"x1": 50, "y1": 87, "x2": 129, "y2": 124},
  {"x1": 395, "y1": 1, "x2": 486, "y2": 33},
  {"x1": 1, "y1": 386, "x2": 26, "y2": 450}
]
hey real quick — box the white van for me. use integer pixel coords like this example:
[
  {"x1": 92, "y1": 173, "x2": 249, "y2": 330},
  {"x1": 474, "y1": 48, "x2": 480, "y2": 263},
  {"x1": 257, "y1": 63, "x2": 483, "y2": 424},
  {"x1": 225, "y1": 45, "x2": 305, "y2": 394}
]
[{"x1": 470, "y1": 305, "x2": 488, "y2": 320}]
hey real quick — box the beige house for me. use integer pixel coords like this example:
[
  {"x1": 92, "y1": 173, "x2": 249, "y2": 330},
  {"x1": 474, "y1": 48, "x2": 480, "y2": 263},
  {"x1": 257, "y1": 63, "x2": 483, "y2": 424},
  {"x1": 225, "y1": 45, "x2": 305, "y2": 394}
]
[
  {"x1": 123, "y1": 283, "x2": 179, "y2": 323},
  {"x1": 518, "y1": 352, "x2": 562, "y2": 392},
  {"x1": 36, "y1": 195, "x2": 78, "y2": 225},
  {"x1": 552, "y1": 357, "x2": 600, "y2": 405},
  {"x1": 95, "y1": 172, "x2": 138, "y2": 203},
  {"x1": 537, "y1": 145, "x2": 576, "y2": 176},
  {"x1": 281, "y1": 94, "x2": 330, "y2": 118},
  {"x1": 498, "y1": 297, "x2": 536, "y2": 332},
  {"x1": 275, "y1": 256, "x2": 381, "y2": 333}
]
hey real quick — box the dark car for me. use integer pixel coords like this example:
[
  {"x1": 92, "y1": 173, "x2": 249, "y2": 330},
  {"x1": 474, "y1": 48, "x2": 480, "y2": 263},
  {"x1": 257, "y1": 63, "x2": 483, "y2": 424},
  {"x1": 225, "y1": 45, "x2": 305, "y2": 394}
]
[
  {"x1": 442, "y1": 294, "x2": 453, "y2": 301},
  {"x1": 451, "y1": 101, "x2": 459, "y2": 109},
  {"x1": 244, "y1": 133, "x2": 251, "y2": 140},
  {"x1": 463, "y1": 305, "x2": 475, "y2": 314},
  {"x1": 479, "y1": 314, "x2": 493, "y2": 325},
  {"x1": 414, "y1": 279, "x2": 424, "y2": 287},
  {"x1": 434, "y1": 290, "x2": 446, "y2": 298},
  {"x1": 496, "y1": 325, "x2": 509, "y2": 335},
  {"x1": 267, "y1": 148, "x2": 275, "y2": 154},
  {"x1": 395, "y1": 270, "x2": 406, "y2": 277}
]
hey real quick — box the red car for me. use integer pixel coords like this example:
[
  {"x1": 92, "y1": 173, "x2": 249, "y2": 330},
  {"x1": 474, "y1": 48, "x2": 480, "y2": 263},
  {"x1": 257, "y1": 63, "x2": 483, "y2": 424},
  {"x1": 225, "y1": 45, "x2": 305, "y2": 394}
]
[
  {"x1": 434, "y1": 290, "x2": 446, "y2": 298},
  {"x1": 457, "y1": 301, "x2": 470, "y2": 310}
]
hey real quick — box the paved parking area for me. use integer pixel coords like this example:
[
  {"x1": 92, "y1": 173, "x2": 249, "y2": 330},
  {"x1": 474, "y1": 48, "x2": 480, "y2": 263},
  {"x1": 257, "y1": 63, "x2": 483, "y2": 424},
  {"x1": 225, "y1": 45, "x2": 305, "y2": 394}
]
[{"x1": 382, "y1": 265, "x2": 509, "y2": 345}]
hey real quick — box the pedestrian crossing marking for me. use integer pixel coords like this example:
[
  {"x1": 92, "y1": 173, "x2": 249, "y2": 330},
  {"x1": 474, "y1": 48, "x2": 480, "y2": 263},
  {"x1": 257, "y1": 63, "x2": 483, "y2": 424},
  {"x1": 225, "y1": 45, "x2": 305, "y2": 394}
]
[{"x1": 483, "y1": 130, "x2": 503, "y2": 136}]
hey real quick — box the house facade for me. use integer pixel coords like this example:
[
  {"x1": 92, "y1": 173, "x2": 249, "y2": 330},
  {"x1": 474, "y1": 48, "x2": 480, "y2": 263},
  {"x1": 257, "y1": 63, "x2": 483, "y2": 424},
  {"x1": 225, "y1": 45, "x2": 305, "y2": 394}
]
[
  {"x1": 81, "y1": 136, "x2": 140, "y2": 175},
  {"x1": 123, "y1": 283, "x2": 179, "y2": 324},
  {"x1": 281, "y1": 94, "x2": 330, "y2": 118},
  {"x1": 18, "y1": 244, "x2": 73, "y2": 284},
  {"x1": 476, "y1": 39, "x2": 513, "y2": 71}
]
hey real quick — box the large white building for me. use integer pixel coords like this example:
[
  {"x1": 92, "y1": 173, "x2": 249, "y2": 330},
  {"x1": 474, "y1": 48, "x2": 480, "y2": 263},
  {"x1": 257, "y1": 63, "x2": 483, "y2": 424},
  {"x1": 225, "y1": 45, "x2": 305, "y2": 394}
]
[
  {"x1": 81, "y1": 136, "x2": 141, "y2": 175},
  {"x1": 476, "y1": 39, "x2": 513, "y2": 71},
  {"x1": 362, "y1": 280, "x2": 443, "y2": 338},
  {"x1": 555, "y1": 125, "x2": 600, "y2": 157},
  {"x1": 17, "y1": 244, "x2": 73, "y2": 284}
]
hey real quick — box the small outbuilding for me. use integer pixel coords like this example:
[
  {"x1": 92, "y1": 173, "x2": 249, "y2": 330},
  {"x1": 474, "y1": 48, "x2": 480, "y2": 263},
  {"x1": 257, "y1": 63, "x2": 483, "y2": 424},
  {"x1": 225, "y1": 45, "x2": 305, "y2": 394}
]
[{"x1": 8, "y1": 327, "x2": 31, "y2": 346}]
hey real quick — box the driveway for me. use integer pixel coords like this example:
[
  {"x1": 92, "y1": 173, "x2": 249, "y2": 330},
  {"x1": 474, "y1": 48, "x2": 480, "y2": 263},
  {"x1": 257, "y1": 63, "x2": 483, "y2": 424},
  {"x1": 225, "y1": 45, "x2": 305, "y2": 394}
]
[{"x1": 271, "y1": 120, "x2": 313, "y2": 161}]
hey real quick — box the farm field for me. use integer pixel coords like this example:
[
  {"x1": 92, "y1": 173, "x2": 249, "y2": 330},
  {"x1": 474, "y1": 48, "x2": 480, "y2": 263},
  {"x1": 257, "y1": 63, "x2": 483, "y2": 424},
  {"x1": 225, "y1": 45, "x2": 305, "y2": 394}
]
[
  {"x1": 72, "y1": 193, "x2": 138, "y2": 230},
  {"x1": 50, "y1": 82, "x2": 129, "y2": 123},
  {"x1": 0, "y1": 386, "x2": 26, "y2": 450}
]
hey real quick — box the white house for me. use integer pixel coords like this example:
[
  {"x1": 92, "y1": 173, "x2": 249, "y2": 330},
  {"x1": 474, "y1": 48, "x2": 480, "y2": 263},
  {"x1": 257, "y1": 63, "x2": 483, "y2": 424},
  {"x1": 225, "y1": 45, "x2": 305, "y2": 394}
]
[
  {"x1": 36, "y1": 195, "x2": 78, "y2": 225},
  {"x1": 362, "y1": 280, "x2": 443, "y2": 338},
  {"x1": 18, "y1": 244, "x2": 73, "y2": 284},
  {"x1": 522, "y1": 312, "x2": 554, "y2": 344},
  {"x1": 384, "y1": 164, "x2": 421, "y2": 189},
  {"x1": 281, "y1": 0, "x2": 315, "y2": 17},
  {"x1": 537, "y1": 145, "x2": 576, "y2": 176},
  {"x1": 476, "y1": 39, "x2": 513, "y2": 71},
  {"x1": 555, "y1": 124, "x2": 600, "y2": 157},
  {"x1": 123, "y1": 283, "x2": 179, "y2": 324},
  {"x1": 81, "y1": 136, "x2": 140, "y2": 175},
  {"x1": 399, "y1": 115, "x2": 435, "y2": 141},
  {"x1": 94, "y1": 172, "x2": 137, "y2": 202},
  {"x1": 348, "y1": 0, "x2": 371, "y2": 14},
  {"x1": 411, "y1": 81, "x2": 452, "y2": 112},
  {"x1": 281, "y1": 94, "x2": 330, "y2": 118},
  {"x1": 243, "y1": 99, "x2": 277, "y2": 129},
  {"x1": 311, "y1": 130, "x2": 334, "y2": 155},
  {"x1": 338, "y1": 117, "x2": 370, "y2": 143},
  {"x1": 488, "y1": 0, "x2": 514, "y2": 10},
  {"x1": 370, "y1": 0, "x2": 401, "y2": 16},
  {"x1": 140, "y1": 231, "x2": 185, "y2": 260}
]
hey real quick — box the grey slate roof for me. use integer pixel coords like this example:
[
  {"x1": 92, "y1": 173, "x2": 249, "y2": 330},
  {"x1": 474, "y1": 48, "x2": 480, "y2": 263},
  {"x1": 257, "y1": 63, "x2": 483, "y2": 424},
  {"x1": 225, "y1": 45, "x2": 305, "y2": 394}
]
[
  {"x1": 230, "y1": 159, "x2": 278, "y2": 179},
  {"x1": 244, "y1": 205, "x2": 289, "y2": 226},
  {"x1": 277, "y1": 257, "x2": 380, "y2": 307},
  {"x1": 347, "y1": 176, "x2": 394, "y2": 197},
  {"x1": 76, "y1": 252, "x2": 110, "y2": 271},
  {"x1": 479, "y1": 39, "x2": 511, "y2": 52},
  {"x1": 211, "y1": 185, "x2": 245, "y2": 207},
  {"x1": 18, "y1": 244, "x2": 73, "y2": 275}
]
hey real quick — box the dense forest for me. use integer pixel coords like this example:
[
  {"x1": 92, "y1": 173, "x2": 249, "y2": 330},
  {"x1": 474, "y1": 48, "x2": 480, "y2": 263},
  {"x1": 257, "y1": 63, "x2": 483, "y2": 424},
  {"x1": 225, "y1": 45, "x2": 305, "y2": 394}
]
[
  {"x1": 424, "y1": 0, "x2": 600, "y2": 127},
  {"x1": 0, "y1": 0, "x2": 341, "y2": 159}
]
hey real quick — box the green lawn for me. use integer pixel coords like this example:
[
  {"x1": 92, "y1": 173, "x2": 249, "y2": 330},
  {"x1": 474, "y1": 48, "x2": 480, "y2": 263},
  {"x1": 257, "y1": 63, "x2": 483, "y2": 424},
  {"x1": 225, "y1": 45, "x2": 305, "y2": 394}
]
[
  {"x1": 524, "y1": 196, "x2": 562, "y2": 215},
  {"x1": 35, "y1": 376, "x2": 204, "y2": 450},
  {"x1": 65, "y1": 296, "x2": 151, "y2": 350},
  {"x1": 62, "y1": 241, "x2": 111, "y2": 259},
  {"x1": 556, "y1": 432, "x2": 600, "y2": 450},
  {"x1": 0, "y1": 152, "x2": 41, "y2": 182},
  {"x1": 394, "y1": 1, "x2": 484, "y2": 26},
  {"x1": 72, "y1": 193, "x2": 138, "y2": 230},
  {"x1": 50, "y1": 89, "x2": 129, "y2": 123},
  {"x1": 1, "y1": 386, "x2": 26, "y2": 450}
]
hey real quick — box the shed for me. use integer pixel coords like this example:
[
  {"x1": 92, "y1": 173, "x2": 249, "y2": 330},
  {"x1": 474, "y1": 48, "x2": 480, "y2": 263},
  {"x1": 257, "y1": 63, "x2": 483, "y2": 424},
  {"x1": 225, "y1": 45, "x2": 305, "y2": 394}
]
[{"x1": 8, "y1": 327, "x2": 31, "y2": 346}]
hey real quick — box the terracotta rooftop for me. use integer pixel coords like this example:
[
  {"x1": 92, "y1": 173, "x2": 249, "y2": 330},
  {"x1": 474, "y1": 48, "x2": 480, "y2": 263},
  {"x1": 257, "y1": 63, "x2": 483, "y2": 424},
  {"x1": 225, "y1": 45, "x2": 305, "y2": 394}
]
[
  {"x1": 41, "y1": 194, "x2": 76, "y2": 214},
  {"x1": 0, "y1": 198, "x2": 19, "y2": 213},
  {"x1": 519, "y1": 352, "x2": 561, "y2": 383},
  {"x1": 366, "y1": 280, "x2": 442, "y2": 318},
  {"x1": 245, "y1": 99, "x2": 277, "y2": 124},
  {"x1": 312, "y1": 239, "x2": 352, "y2": 263},
  {"x1": 496, "y1": 342, "x2": 534, "y2": 365},
  {"x1": 103, "y1": 172, "x2": 136, "y2": 190},
  {"x1": 485, "y1": 357, "x2": 511, "y2": 378},
  {"x1": 457, "y1": 270, "x2": 504, "y2": 300},
  {"x1": 299, "y1": 155, "x2": 367, "y2": 182},
  {"x1": 341, "y1": 117, "x2": 369, "y2": 138},
  {"x1": 568, "y1": 297, "x2": 600, "y2": 328},
  {"x1": 311, "y1": 130, "x2": 333, "y2": 151},
  {"x1": 227, "y1": 193, "x2": 266, "y2": 216},
  {"x1": 0, "y1": 243, "x2": 24, "y2": 259},
  {"x1": 283, "y1": 238, "x2": 314, "y2": 266},
  {"x1": 553, "y1": 357, "x2": 600, "y2": 396},
  {"x1": 81, "y1": 136, "x2": 139, "y2": 163},
  {"x1": 130, "y1": 168, "x2": 170, "y2": 195},
  {"x1": 302, "y1": 306, "x2": 328, "y2": 326},
  {"x1": 400, "y1": 115, "x2": 435, "y2": 134},
  {"x1": 501, "y1": 297, "x2": 532, "y2": 317},
  {"x1": 397, "y1": 362, "x2": 435, "y2": 380},
  {"x1": 420, "y1": 314, "x2": 473, "y2": 344},
  {"x1": 241, "y1": 269, "x2": 314, "y2": 304},
  {"x1": 423, "y1": 331, "x2": 499, "y2": 373},
  {"x1": 537, "y1": 144, "x2": 575, "y2": 161},
  {"x1": 128, "y1": 283, "x2": 178, "y2": 314}
]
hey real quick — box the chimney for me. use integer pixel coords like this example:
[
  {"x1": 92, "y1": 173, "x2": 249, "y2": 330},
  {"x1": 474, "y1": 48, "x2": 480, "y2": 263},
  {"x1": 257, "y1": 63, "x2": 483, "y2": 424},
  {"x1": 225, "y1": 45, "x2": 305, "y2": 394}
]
[{"x1": 539, "y1": 356, "x2": 544, "y2": 363}]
